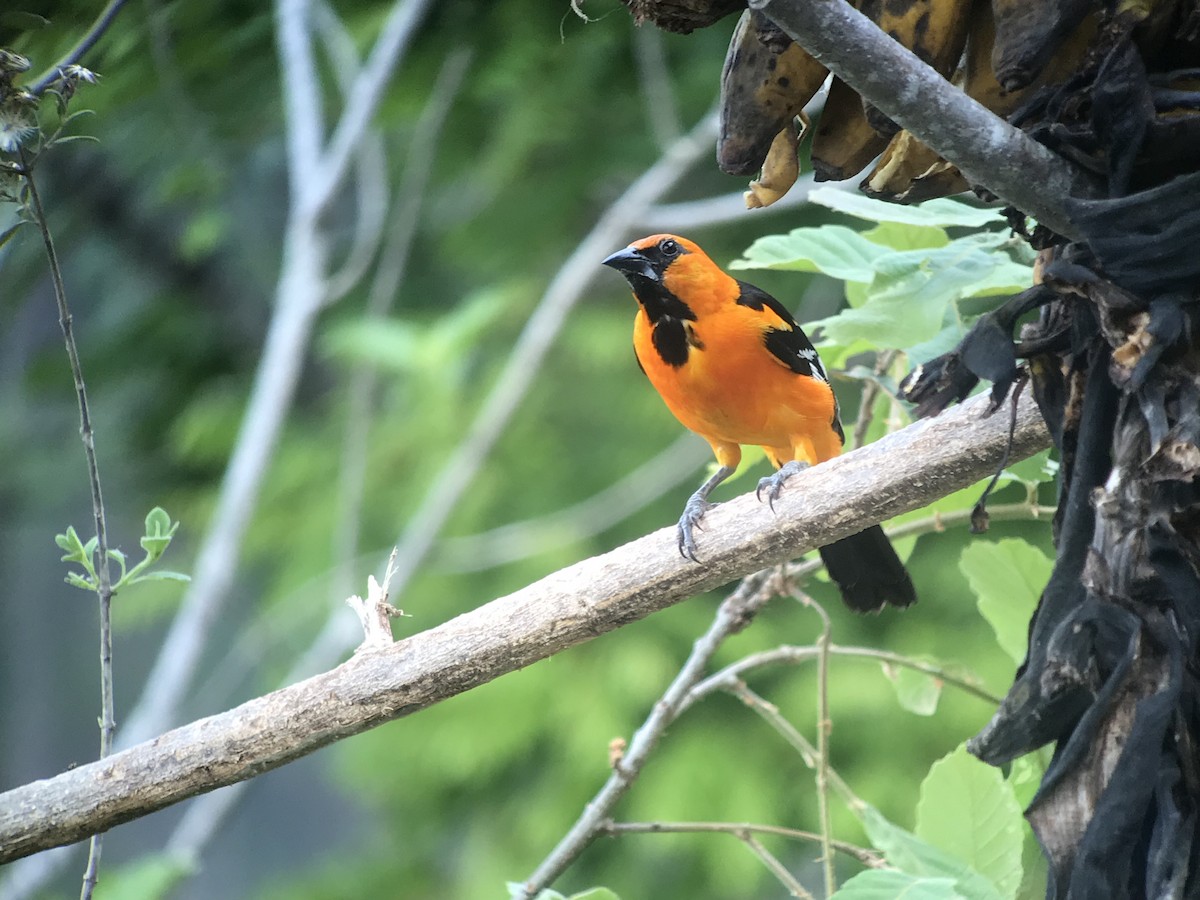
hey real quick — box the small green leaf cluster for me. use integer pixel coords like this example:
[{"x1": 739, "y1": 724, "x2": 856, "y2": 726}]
[
  {"x1": 56, "y1": 507, "x2": 189, "y2": 593},
  {"x1": 731, "y1": 188, "x2": 1035, "y2": 367},
  {"x1": 0, "y1": 39, "x2": 98, "y2": 240}
]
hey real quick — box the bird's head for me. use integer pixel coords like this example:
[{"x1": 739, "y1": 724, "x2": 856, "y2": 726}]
[{"x1": 602, "y1": 234, "x2": 732, "y2": 321}]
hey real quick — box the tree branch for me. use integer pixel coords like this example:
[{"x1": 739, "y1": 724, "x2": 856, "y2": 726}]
[
  {"x1": 28, "y1": 0, "x2": 129, "y2": 95},
  {"x1": 751, "y1": 0, "x2": 1103, "y2": 237},
  {"x1": 0, "y1": 390, "x2": 1047, "y2": 862}
]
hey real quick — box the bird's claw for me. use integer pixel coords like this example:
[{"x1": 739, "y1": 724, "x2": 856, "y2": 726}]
[
  {"x1": 757, "y1": 460, "x2": 809, "y2": 511},
  {"x1": 677, "y1": 494, "x2": 712, "y2": 562}
]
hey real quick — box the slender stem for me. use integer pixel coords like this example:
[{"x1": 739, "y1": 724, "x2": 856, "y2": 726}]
[
  {"x1": 742, "y1": 832, "x2": 815, "y2": 899},
  {"x1": 517, "y1": 569, "x2": 781, "y2": 899},
  {"x1": 689, "y1": 643, "x2": 1003, "y2": 708},
  {"x1": 794, "y1": 591, "x2": 836, "y2": 898},
  {"x1": 730, "y1": 683, "x2": 865, "y2": 815},
  {"x1": 851, "y1": 350, "x2": 898, "y2": 450},
  {"x1": 19, "y1": 150, "x2": 115, "y2": 900},
  {"x1": 599, "y1": 819, "x2": 884, "y2": 868},
  {"x1": 29, "y1": 0, "x2": 129, "y2": 95}
]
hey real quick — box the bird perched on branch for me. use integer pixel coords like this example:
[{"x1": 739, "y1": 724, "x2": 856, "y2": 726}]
[{"x1": 602, "y1": 234, "x2": 915, "y2": 612}]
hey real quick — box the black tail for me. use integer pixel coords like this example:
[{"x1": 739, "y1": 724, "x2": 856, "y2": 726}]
[{"x1": 818, "y1": 524, "x2": 916, "y2": 613}]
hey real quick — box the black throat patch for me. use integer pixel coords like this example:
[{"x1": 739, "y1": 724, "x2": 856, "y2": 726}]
[
  {"x1": 651, "y1": 318, "x2": 691, "y2": 367},
  {"x1": 630, "y1": 278, "x2": 696, "y2": 369}
]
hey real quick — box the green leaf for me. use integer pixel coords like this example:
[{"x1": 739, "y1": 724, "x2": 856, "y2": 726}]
[
  {"x1": 140, "y1": 507, "x2": 179, "y2": 557},
  {"x1": 66, "y1": 572, "x2": 94, "y2": 590},
  {"x1": 0, "y1": 11, "x2": 52, "y2": 30},
  {"x1": 56, "y1": 525, "x2": 86, "y2": 560},
  {"x1": 883, "y1": 663, "x2": 943, "y2": 716},
  {"x1": 129, "y1": 570, "x2": 191, "y2": 584},
  {"x1": 144, "y1": 506, "x2": 174, "y2": 536},
  {"x1": 811, "y1": 235, "x2": 1021, "y2": 349},
  {"x1": 916, "y1": 745, "x2": 1025, "y2": 899},
  {"x1": 861, "y1": 221, "x2": 951, "y2": 252},
  {"x1": 959, "y1": 540, "x2": 1051, "y2": 665},
  {"x1": 109, "y1": 548, "x2": 128, "y2": 582},
  {"x1": 730, "y1": 226, "x2": 888, "y2": 282},
  {"x1": 905, "y1": 316, "x2": 968, "y2": 366},
  {"x1": 506, "y1": 886, "x2": 565, "y2": 900},
  {"x1": 1006, "y1": 751, "x2": 1047, "y2": 809},
  {"x1": 807, "y1": 187, "x2": 1004, "y2": 228},
  {"x1": 858, "y1": 804, "x2": 1004, "y2": 900},
  {"x1": 569, "y1": 889, "x2": 622, "y2": 900},
  {"x1": 1014, "y1": 828, "x2": 1048, "y2": 900},
  {"x1": 831, "y1": 869, "x2": 964, "y2": 900},
  {"x1": 0, "y1": 221, "x2": 25, "y2": 252}
]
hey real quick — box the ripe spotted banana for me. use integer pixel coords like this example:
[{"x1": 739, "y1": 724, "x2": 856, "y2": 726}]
[
  {"x1": 862, "y1": 129, "x2": 969, "y2": 202},
  {"x1": 811, "y1": 77, "x2": 890, "y2": 181},
  {"x1": 745, "y1": 119, "x2": 802, "y2": 208},
  {"x1": 717, "y1": 9, "x2": 828, "y2": 176},
  {"x1": 857, "y1": 0, "x2": 975, "y2": 136}
]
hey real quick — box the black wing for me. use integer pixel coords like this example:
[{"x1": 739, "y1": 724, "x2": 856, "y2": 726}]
[{"x1": 735, "y1": 280, "x2": 829, "y2": 383}]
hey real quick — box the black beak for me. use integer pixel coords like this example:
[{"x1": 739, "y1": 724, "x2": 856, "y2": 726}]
[{"x1": 602, "y1": 246, "x2": 659, "y2": 282}]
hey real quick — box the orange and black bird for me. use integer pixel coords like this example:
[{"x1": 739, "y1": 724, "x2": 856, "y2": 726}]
[{"x1": 602, "y1": 234, "x2": 915, "y2": 613}]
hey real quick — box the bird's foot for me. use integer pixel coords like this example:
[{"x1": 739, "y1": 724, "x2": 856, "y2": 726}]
[
  {"x1": 756, "y1": 459, "x2": 810, "y2": 511},
  {"x1": 677, "y1": 492, "x2": 713, "y2": 562}
]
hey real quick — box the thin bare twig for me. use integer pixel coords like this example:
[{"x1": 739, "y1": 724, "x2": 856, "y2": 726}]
[
  {"x1": 312, "y1": 0, "x2": 390, "y2": 304},
  {"x1": 517, "y1": 570, "x2": 783, "y2": 899},
  {"x1": 598, "y1": 819, "x2": 884, "y2": 868},
  {"x1": 332, "y1": 47, "x2": 472, "y2": 596},
  {"x1": 851, "y1": 350, "x2": 898, "y2": 450},
  {"x1": 313, "y1": 0, "x2": 435, "y2": 208},
  {"x1": 743, "y1": 832, "x2": 815, "y2": 899},
  {"x1": 730, "y1": 682, "x2": 865, "y2": 815},
  {"x1": 18, "y1": 149, "x2": 115, "y2": 900},
  {"x1": 633, "y1": 25, "x2": 682, "y2": 151},
  {"x1": 29, "y1": 0, "x2": 129, "y2": 95},
  {"x1": 794, "y1": 590, "x2": 836, "y2": 898},
  {"x1": 691, "y1": 642, "x2": 1003, "y2": 708}
]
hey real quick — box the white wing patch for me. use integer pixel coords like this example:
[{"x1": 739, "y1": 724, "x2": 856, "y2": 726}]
[{"x1": 797, "y1": 347, "x2": 829, "y2": 383}]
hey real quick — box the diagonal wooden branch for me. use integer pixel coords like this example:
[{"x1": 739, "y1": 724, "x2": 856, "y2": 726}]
[
  {"x1": 0, "y1": 391, "x2": 1048, "y2": 864},
  {"x1": 751, "y1": 0, "x2": 1104, "y2": 237}
]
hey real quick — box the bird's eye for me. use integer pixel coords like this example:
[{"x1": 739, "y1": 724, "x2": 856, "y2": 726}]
[{"x1": 660, "y1": 238, "x2": 680, "y2": 257}]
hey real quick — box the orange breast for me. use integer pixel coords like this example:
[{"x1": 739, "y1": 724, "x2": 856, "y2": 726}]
[{"x1": 633, "y1": 307, "x2": 841, "y2": 466}]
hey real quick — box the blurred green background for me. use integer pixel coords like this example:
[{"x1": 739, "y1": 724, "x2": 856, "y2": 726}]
[{"x1": 0, "y1": 1, "x2": 1053, "y2": 897}]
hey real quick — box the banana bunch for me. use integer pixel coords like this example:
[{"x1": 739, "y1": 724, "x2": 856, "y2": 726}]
[
  {"x1": 719, "y1": 0, "x2": 975, "y2": 207},
  {"x1": 864, "y1": 0, "x2": 1100, "y2": 203},
  {"x1": 714, "y1": 0, "x2": 1139, "y2": 208}
]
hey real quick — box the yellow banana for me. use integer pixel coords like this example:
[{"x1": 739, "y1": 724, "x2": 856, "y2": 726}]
[
  {"x1": 862, "y1": 0, "x2": 1100, "y2": 203},
  {"x1": 717, "y1": 9, "x2": 828, "y2": 176},
  {"x1": 811, "y1": 77, "x2": 890, "y2": 182},
  {"x1": 858, "y1": 0, "x2": 974, "y2": 136},
  {"x1": 745, "y1": 119, "x2": 802, "y2": 208},
  {"x1": 861, "y1": 129, "x2": 969, "y2": 202}
]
